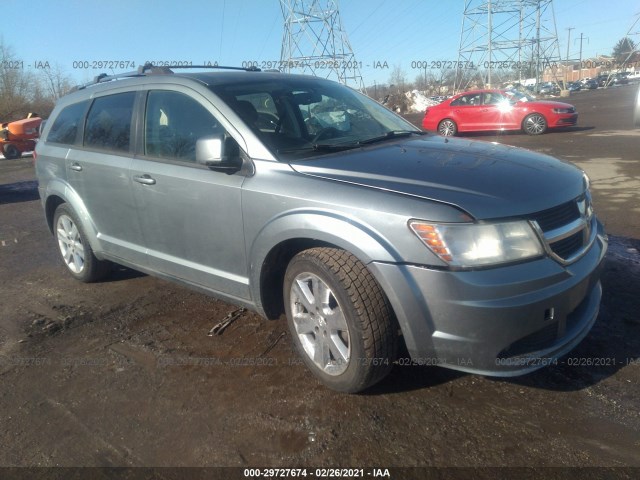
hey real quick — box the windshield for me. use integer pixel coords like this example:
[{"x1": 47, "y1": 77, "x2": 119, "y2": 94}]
[{"x1": 210, "y1": 77, "x2": 421, "y2": 160}]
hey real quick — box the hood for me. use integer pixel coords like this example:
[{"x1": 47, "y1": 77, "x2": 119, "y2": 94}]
[
  {"x1": 528, "y1": 100, "x2": 575, "y2": 109},
  {"x1": 289, "y1": 136, "x2": 585, "y2": 220}
]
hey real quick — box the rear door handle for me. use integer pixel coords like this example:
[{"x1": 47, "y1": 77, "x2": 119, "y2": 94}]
[
  {"x1": 133, "y1": 174, "x2": 156, "y2": 185},
  {"x1": 70, "y1": 163, "x2": 82, "y2": 171}
]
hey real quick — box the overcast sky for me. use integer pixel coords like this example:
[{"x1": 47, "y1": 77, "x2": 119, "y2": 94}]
[{"x1": 3, "y1": 0, "x2": 638, "y2": 86}]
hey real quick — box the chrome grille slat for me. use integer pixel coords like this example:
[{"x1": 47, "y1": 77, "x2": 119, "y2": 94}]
[
  {"x1": 530, "y1": 200, "x2": 579, "y2": 231},
  {"x1": 530, "y1": 193, "x2": 593, "y2": 265}
]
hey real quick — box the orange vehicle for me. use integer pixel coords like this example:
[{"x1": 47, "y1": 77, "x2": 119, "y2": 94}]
[{"x1": 1, "y1": 114, "x2": 42, "y2": 159}]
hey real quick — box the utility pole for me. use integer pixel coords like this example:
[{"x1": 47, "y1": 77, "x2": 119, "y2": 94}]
[
  {"x1": 575, "y1": 33, "x2": 588, "y2": 80},
  {"x1": 536, "y1": 4, "x2": 541, "y2": 87},
  {"x1": 565, "y1": 27, "x2": 574, "y2": 84},
  {"x1": 487, "y1": 0, "x2": 492, "y2": 88}
]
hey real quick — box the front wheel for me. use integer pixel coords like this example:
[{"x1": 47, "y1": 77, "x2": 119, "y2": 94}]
[
  {"x1": 3, "y1": 144, "x2": 20, "y2": 159},
  {"x1": 437, "y1": 119, "x2": 457, "y2": 137},
  {"x1": 53, "y1": 204, "x2": 110, "y2": 282},
  {"x1": 523, "y1": 113, "x2": 547, "y2": 135},
  {"x1": 283, "y1": 247, "x2": 397, "y2": 393}
]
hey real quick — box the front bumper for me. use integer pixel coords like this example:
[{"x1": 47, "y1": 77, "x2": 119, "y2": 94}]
[
  {"x1": 551, "y1": 113, "x2": 578, "y2": 127},
  {"x1": 370, "y1": 220, "x2": 607, "y2": 376}
]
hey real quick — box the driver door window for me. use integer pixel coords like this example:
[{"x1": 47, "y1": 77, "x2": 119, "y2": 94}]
[{"x1": 145, "y1": 90, "x2": 222, "y2": 162}]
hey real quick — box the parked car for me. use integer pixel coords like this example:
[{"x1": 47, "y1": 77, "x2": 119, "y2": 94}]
[
  {"x1": 567, "y1": 82, "x2": 582, "y2": 92},
  {"x1": 538, "y1": 82, "x2": 561, "y2": 95},
  {"x1": 35, "y1": 65, "x2": 607, "y2": 392},
  {"x1": 595, "y1": 73, "x2": 628, "y2": 87},
  {"x1": 422, "y1": 89, "x2": 578, "y2": 136},
  {"x1": 429, "y1": 95, "x2": 449, "y2": 104},
  {"x1": 581, "y1": 79, "x2": 598, "y2": 90},
  {"x1": 613, "y1": 72, "x2": 630, "y2": 85}
]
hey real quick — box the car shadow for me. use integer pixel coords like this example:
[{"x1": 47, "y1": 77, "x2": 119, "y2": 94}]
[
  {"x1": 102, "y1": 265, "x2": 148, "y2": 283},
  {"x1": 0, "y1": 180, "x2": 40, "y2": 204},
  {"x1": 459, "y1": 125, "x2": 595, "y2": 138},
  {"x1": 364, "y1": 363, "x2": 467, "y2": 395}
]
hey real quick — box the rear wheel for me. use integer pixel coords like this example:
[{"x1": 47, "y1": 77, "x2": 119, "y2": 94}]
[
  {"x1": 437, "y1": 119, "x2": 457, "y2": 137},
  {"x1": 53, "y1": 204, "x2": 110, "y2": 282},
  {"x1": 523, "y1": 113, "x2": 547, "y2": 135},
  {"x1": 283, "y1": 248, "x2": 397, "y2": 393},
  {"x1": 3, "y1": 144, "x2": 20, "y2": 159}
]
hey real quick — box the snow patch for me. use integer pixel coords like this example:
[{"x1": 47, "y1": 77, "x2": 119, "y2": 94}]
[{"x1": 405, "y1": 90, "x2": 440, "y2": 113}]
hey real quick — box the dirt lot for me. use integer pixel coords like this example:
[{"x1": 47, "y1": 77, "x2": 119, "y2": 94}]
[{"x1": 1, "y1": 85, "x2": 639, "y2": 478}]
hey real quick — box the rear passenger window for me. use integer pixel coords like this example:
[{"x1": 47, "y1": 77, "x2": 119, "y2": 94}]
[
  {"x1": 47, "y1": 101, "x2": 89, "y2": 145},
  {"x1": 450, "y1": 93, "x2": 482, "y2": 107},
  {"x1": 144, "y1": 90, "x2": 222, "y2": 162},
  {"x1": 84, "y1": 92, "x2": 135, "y2": 152}
]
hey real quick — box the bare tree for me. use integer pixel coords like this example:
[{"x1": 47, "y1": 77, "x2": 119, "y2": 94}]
[
  {"x1": 1, "y1": 40, "x2": 73, "y2": 120},
  {"x1": 0, "y1": 41, "x2": 33, "y2": 120},
  {"x1": 39, "y1": 63, "x2": 73, "y2": 100},
  {"x1": 389, "y1": 64, "x2": 408, "y2": 93}
]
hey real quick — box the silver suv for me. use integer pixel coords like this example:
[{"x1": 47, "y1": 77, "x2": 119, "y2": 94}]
[{"x1": 36, "y1": 65, "x2": 607, "y2": 392}]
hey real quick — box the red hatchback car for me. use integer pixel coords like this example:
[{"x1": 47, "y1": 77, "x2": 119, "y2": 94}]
[{"x1": 422, "y1": 89, "x2": 578, "y2": 136}]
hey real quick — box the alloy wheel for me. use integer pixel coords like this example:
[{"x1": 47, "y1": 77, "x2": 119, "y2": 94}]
[
  {"x1": 438, "y1": 119, "x2": 456, "y2": 136},
  {"x1": 524, "y1": 114, "x2": 546, "y2": 134},
  {"x1": 289, "y1": 272, "x2": 351, "y2": 375},
  {"x1": 56, "y1": 214, "x2": 85, "y2": 274}
]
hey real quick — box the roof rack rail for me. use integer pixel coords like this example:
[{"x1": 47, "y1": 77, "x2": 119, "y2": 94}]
[
  {"x1": 72, "y1": 63, "x2": 171, "y2": 91},
  {"x1": 71, "y1": 62, "x2": 262, "y2": 91},
  {"x1": 158, "y1": 64, "x2": 262, "y2": 72}
]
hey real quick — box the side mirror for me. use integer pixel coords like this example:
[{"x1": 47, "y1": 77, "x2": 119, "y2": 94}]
[
  {"x1": 196, "y1": 134, "x2": 241, "y2": 174},
  {"x1": 196, "y1": 134, "x2": 224, "y2": 165}
]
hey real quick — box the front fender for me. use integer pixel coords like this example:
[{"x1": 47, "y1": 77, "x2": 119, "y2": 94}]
[{"x1": 248, "y1": 208, "x2": 403, "y2": 306}]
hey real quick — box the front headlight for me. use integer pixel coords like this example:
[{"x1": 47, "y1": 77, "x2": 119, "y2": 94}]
[
  {"x1": 552, "y1": 107, "x2": 574, "y2": 114},
  {"x1": 409, "y1": 220, "x2": 544, "y2": 268}
]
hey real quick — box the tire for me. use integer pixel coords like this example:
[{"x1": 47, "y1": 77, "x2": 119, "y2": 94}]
[
  {"x1": 437, "y1": 119, "x2": 457, "y2": 137},
  {"x1": 3, "y1": 144, "x2": 20, "y2": 159},
  {"x1": 283, "y1": 247, "x2": 397, "y2": 393},
  {"x1": 53, "y1": 204, "x2": 110, "y2": 282},
  {"x1": 523, "y1": 113, "x2": 547, "y2": 135}
]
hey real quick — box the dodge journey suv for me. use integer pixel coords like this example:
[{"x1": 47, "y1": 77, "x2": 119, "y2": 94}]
[{"x1": 35, "y1": 64, "x2": 607, "y2": 392}]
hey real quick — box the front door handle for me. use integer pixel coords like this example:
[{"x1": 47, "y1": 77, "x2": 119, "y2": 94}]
[
  {"x1": 70, "y1": 163, "x2": 82, "y2": 171},
  {"x1": 133, "y1": 174, "x2": 156, "y2": 185}
]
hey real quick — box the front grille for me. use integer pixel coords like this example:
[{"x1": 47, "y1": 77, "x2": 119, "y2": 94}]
[
  {"x1": 529, "y1": 194, "x2": 593, "y2": 264},
  {"x1": 556, "y1": 117, "x2": 578, "y2": 126},
  {"x1": 530, "y1": 200, "x2": 579, "y2": 231},
  {"x1": 550, "y1": 231, "x2": 584, "y2": 259}
]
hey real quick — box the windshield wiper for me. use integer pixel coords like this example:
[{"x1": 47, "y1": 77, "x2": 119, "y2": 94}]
[
  {"x1": 277, "y1": 130, "x2": 424, "y2": 154},
  {"x1": 278, "y1": 143, "x2": 361, "y2": 154},
  {"x1": 357, "y1": 130, "x2": 425, "y2": 145}
]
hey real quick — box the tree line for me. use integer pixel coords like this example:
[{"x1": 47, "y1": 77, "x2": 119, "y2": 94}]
[{"x1": 1, "y1": 41, "x2": 73, "y2": 122}]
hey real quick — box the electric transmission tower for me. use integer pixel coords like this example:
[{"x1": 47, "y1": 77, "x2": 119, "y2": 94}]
[
  {"x1": 454, "y1": 0, "x2": 562, "y2": 92},
  {"x1": 279, "y1": 0, "x2": 366, "y2": 92}
]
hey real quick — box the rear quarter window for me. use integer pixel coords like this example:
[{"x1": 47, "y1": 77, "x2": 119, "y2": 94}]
[{"x1": 46, "y1": 101, "x2": 89, "y2": 145}]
